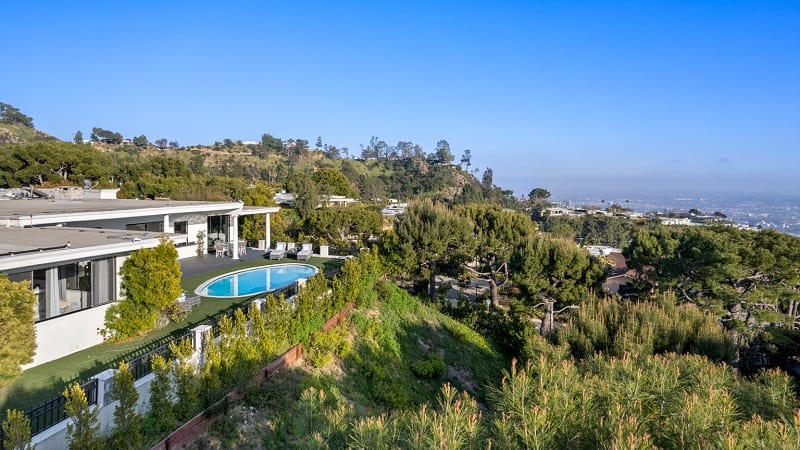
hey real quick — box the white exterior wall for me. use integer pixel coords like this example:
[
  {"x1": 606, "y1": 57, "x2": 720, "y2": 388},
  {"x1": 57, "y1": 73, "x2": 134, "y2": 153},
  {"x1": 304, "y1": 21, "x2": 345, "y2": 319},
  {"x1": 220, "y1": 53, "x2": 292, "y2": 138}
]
[
  {"x1": 25, "y1": 303, "x2": 115, "y2": 368},
  {"x1": 28, "y1": 325, "x2": 212, "y2": 450},
  {"x1": 30, "y1": 372, "x2": 158, "y2": 450}
]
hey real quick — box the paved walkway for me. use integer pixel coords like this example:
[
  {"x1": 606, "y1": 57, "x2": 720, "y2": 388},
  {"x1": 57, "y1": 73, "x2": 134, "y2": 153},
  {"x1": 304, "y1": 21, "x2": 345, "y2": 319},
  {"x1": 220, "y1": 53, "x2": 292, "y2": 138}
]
[{"x1": 179, "y1": 247, "x2": 269, "y2": 278}]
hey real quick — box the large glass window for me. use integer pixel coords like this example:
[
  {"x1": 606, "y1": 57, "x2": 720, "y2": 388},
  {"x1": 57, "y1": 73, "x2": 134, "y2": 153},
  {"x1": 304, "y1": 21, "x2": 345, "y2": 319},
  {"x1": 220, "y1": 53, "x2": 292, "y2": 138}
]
[
  {"x1": 6, "y1": 257, "x2": 117, "y2": 322},
  {"x1": 58, "y1": 260, "x2": 92, "y2": 313},
  {"x1": 207, "y1": 215, "x2": 230, "y2": 249}
]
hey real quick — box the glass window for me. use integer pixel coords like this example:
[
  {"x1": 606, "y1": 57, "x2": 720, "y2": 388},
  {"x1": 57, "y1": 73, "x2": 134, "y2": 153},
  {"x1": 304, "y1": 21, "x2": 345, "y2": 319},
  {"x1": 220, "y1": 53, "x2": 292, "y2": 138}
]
[
  {"x1": 58, "y1": 261, "x2": 91, "y2": 314},
  {"x1": 207, "y1": 215, "x2": 230, "y2": 249},
  {"x1": 174, "y1": 221, "x2": 188, "y2": 235},
  {"x1": 126, "y1": 221, "x2": 164, "y2": 232}
]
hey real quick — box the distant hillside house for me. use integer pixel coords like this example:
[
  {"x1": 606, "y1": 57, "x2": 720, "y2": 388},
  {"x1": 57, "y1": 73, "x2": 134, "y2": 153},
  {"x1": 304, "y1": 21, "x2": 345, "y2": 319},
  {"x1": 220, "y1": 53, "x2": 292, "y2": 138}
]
[{"x1": 0, "y1": 194, "x2": 278, "y2": 367}]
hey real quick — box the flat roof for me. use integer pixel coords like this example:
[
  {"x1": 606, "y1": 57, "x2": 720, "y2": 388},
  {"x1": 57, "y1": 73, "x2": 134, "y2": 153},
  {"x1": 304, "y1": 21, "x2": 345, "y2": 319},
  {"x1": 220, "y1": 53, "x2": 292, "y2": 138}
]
[
  {"x1": 0, "y1": 198, "x2": 241, "y2": 218},
  {"x1": 0, "y1": 227, "x2": 167, "y2": 272},
  {"x1": 0, "y1": 227, "x2": 164, "y2": 254},
  {"x1": 0, "y1": 198, "x2": 246, "y2": 227}
]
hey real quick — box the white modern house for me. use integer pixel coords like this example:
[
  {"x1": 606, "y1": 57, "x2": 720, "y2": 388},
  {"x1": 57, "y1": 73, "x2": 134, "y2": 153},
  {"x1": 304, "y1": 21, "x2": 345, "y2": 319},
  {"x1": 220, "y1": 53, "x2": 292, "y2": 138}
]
[{"x1": 0, "y1": 191, "x2": 279, "y2": 367}]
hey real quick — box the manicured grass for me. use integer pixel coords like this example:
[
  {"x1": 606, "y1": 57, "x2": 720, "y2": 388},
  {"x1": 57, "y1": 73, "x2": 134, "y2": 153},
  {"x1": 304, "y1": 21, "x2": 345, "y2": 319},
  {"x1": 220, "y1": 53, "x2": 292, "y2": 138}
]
[{"x1": 0, "y1": 256, "x2": 343, "y2": 413}]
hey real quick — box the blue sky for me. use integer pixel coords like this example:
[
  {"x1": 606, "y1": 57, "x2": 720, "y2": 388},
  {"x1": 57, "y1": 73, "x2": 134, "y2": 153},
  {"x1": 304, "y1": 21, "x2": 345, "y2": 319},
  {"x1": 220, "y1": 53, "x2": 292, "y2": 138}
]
[{"x1": 2, "y1": 1, "x2": 798, "y2": 197}]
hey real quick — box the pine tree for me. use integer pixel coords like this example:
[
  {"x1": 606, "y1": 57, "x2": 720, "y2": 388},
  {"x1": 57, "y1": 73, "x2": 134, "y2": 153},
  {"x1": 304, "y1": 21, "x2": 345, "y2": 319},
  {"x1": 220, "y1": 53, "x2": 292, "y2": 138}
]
[
  {"x1": 110, "y1": 361, "x2": 142, "y2": 449},
  {"x1": 2, "y1": 409, "x2": 33, "y2": 450},
  {"x1": 147, "y1": 354, "x2": 176, "y2": 436},
  {"x1": 73, "y1": 130, "x2": 83, "y2": 144},
  {"x1": 63, "y1": 383, "x2": 101, "y2": 450}
]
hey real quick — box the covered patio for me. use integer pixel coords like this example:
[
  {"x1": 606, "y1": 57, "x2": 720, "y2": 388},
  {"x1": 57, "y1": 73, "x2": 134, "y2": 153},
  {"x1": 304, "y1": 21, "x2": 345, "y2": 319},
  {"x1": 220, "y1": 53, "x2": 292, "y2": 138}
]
[{"x1": 210, "y1": 205, "x2": 279, "y2": 261}]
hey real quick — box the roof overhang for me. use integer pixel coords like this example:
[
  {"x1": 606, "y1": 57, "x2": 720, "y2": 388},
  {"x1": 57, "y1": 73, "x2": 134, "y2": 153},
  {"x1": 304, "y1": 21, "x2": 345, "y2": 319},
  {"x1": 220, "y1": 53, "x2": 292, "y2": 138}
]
[
  {"x1": 1, "y1": 201, "x2": 244, "y2": 227},
  {"x1": 236, "y1": 206, "x2": 280, "y2": 217}
]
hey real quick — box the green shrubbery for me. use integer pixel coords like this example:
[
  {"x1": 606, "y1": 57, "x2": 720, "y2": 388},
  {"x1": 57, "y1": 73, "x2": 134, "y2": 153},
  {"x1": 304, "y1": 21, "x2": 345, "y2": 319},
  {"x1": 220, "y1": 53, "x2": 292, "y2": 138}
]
[
  {"x1": 410, "y1": 355, "x2": 446, "y2": 379},
  {"x1": 1, "y1": 409, "x2": 33, "y2": 450},
  {"x1": 0, "y1": 276, "x2": 37, "y2": 388},
  {"x1": 103, "y1": 238, "x2": 183, "y2": 341}
]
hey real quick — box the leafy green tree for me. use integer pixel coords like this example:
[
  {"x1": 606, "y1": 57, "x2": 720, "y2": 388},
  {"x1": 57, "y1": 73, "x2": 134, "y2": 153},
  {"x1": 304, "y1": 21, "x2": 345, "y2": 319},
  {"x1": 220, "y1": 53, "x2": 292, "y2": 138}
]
[
  {"x1": 481, "y1": 168, "x2": 493, "y2": 190},
  {"x1": 324, "y1": 145, "x2": 341, "y2": 159},
  {"x1": 91, "y1": 127, "x2": 122, "y2": 144},
  {"x1": 73, "y1": 130, "x2": 84, "y2": 144},
  {"x1": 528, "y1": 187, "x2": 550, "y2": 202},
  {"x1": 132, "y1": 135, "x2": 148, "y2": 147},
  {"x1": 312, "y1": 167, "x2": 352, "y2": 196},
  {"x1": 110, "y1": 361, "x2": 142, "y2": 449},
  {"x1": 388, "y1": 201, "x2": 476, "y2": 297},
  {"x1": 2, "y1": 409, "x2": 33, "y2": 450},
  {"x1": 63, "y1": 383, "x2": 101, "y2": 450},
  {"x1": 103, "y1": 238, "x2": 182, "y2": 340},
  {"x1": 510, "y1": 236, "x2": 605, "y2": 333},
  {"x1": 0, "y1": 142, "x2": 114, "y2": 187},
  {"x1": 287, "y1": 173, "x2": 320, "y2": 219},
  {"x1": 170, "y1": 337, "x2": 200, "y2": 420},
  {"x1": 457, "y1": 205, "x2": 537, "y2": 306},
  {"x1": 0, "y1": 103, "x2": 34, "y2": 128},
  {"x1": 435, "y1": 139, "x2": 454, "y2": 164},
  {"x1": 0, "y1": 276, "x2": 37, "y2": 388},
  {"x1": 258, "y1": 133, "x2": 283, "y2": 157},
  {"x1": 304, "y1": 206, "x2": 382, "y2": 246},
  {"x1": 146, "y1": 354, "x2": 176, "y2": 436},
  {"x1": 460, "y1": 149, "x2": 471, "y2": 171}
]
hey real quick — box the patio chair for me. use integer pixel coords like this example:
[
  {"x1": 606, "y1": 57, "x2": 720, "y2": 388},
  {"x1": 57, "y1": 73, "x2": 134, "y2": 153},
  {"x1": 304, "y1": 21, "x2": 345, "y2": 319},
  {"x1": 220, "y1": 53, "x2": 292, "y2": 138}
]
[
  {"x1": 213, "y1": 240, "x2": 226, "y2": 258},
  {"x1": 296, "y1": 243, "x2": 313, "y2": 261},
  {"x1": 269, "y1": 241, "x2": 287, "y2": 260},
  {"x1": 238, "y1": 239, "x2": 247, "y2": 256}
]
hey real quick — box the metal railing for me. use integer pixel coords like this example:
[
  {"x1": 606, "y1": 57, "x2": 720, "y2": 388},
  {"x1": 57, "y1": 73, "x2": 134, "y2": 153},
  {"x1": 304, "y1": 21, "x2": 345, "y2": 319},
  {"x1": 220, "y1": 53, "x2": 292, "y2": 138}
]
[
  {"x1": 0, "y1": 378, "x2": 98, "y2": 448},
  {"x1": 6, "y1": 269, "x2": 336, "y2": 445}
]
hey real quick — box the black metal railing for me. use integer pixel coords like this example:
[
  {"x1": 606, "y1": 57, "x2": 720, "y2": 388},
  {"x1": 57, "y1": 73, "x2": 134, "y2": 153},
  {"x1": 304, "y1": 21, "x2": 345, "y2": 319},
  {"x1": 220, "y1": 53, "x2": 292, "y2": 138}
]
[
  {"x1": 127, "y1": 330, "x2": 194, "y2": 380},
  {"x1": 7, "y1": 268, "x2": 326, "y2": 444},
  {"x1": 2, "y1": 378, "x2": 99, "y2": 447}
]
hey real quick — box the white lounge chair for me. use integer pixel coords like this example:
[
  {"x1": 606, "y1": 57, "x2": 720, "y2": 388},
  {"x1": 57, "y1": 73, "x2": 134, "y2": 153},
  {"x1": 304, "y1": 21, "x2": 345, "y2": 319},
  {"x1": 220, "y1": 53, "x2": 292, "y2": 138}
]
[
  {"x1": 296, "y1": 243, "x2": 313, "y2": 261},
  {"x1": 269, "y1": 242, "x2": 287, "y2": 260}
]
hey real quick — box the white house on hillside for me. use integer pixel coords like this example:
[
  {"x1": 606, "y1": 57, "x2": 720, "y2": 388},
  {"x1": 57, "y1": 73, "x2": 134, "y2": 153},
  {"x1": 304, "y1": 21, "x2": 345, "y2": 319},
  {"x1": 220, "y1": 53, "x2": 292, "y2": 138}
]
[{"x1": 0, "y1": 192, "x2": 279, "y2": 367}]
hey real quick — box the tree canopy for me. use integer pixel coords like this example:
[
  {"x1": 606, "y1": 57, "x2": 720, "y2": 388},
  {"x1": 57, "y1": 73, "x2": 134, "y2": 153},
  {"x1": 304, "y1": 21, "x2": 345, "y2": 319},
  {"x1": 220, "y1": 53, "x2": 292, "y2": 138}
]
[
  {"x1": 0, "y1": 103, "x2": 34, "y2": 128},
  {"x1": 0, "y1": 276, "x2": 37, "y2": 388},
  {"x1": 625, "y1": 226, "x2": 800, "y2": 310},
  {"x1": 103, "y1": 238, "x2": 182, "y2": 341}
]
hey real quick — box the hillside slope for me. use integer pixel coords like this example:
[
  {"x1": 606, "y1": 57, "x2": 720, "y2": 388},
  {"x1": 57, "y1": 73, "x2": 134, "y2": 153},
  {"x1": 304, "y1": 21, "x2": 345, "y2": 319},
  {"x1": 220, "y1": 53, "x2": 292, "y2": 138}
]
[
  {"x1": 187, "y1": 281, "x2": 507, "y2": 448},
  {"x1": 0, "y1": 123, "x2": 60, "y2": 145}
]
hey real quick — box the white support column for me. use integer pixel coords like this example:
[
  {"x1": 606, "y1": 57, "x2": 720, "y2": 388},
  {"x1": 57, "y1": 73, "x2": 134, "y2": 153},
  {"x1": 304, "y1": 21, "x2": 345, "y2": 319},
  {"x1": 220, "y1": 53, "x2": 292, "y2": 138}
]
[
  {"x1": 163, "y1": 214, "x2": 170, "y2": 233},
  {"x1": 230, "y1": 215, "x2": 239, "y2": 260},
  {"x1": 265, "y1": 213, "x2": 271, "y2": 251}
]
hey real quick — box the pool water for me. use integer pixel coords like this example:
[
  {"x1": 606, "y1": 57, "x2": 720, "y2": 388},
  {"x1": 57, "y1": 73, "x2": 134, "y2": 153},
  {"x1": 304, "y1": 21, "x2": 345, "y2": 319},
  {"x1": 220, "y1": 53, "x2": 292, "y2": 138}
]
[{"x1": 195, "y1": 264, "x2": 319, "y2": 298}]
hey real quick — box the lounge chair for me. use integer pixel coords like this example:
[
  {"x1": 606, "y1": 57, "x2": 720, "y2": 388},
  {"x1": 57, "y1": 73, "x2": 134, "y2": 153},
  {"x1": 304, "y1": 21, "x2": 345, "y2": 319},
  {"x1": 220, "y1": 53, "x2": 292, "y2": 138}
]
[
  {"x1": 269, "y1": 241, "x2": 287, "y2": 260},
  {"x1": 296, "y1": 243, "x2": 313, "y2": 261}
]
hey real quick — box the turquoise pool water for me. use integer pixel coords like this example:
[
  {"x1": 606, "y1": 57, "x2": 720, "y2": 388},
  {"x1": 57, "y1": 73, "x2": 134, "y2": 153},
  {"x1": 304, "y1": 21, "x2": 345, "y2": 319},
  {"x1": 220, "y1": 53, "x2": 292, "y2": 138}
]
[{"x1": 195, "y1": 264, "x2": 319, "y2": 298}]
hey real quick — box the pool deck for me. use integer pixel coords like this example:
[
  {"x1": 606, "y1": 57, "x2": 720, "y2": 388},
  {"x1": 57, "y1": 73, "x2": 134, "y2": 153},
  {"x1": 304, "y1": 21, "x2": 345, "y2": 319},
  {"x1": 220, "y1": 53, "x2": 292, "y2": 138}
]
[{"x1": 179, "y1": 247, "x2": 270, "y2": 278}]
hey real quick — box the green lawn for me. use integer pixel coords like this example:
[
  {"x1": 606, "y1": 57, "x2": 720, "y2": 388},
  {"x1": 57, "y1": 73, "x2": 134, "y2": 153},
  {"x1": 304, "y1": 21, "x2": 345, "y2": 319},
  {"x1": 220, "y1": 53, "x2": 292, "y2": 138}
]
[{"x1": 0, "y1": 256, "x2": 343, "y2": 413}]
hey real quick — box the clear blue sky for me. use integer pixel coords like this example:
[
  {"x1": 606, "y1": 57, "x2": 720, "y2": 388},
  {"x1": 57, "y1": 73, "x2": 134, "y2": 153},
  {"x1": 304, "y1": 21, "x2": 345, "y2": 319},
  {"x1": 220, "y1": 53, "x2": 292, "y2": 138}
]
[{"x1": 2, "y1": 1, "x2": 798, "y2": 197}]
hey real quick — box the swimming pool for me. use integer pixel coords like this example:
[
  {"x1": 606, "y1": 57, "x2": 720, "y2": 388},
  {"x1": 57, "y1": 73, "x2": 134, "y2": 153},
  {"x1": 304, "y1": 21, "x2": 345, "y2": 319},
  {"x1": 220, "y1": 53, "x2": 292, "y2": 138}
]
[{"x1": 195, "y1": 263, "x2": 319, "y2": 298}]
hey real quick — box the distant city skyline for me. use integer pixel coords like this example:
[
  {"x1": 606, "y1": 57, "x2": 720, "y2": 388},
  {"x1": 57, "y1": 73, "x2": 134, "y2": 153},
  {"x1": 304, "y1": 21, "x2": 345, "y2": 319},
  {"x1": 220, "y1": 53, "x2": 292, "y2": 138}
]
[{"x1": 2, "y1": 1, "x2": 798, "y2": 197}]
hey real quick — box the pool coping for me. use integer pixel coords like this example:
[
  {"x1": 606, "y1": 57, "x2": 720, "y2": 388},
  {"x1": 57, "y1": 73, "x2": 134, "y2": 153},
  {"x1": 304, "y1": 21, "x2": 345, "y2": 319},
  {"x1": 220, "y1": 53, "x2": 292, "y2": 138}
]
[{"x1": 194, "y1": 263, "x2": 320, "y2": 298}]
